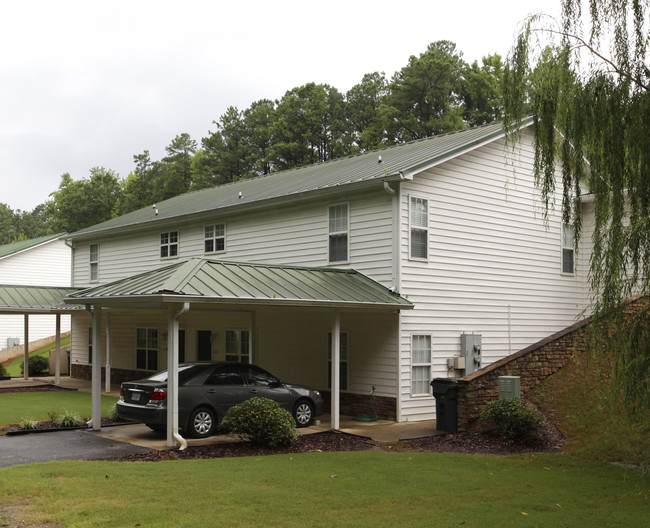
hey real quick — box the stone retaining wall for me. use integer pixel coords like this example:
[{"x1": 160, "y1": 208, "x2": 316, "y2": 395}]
[
  {"x1": 456, "y1": 296, "x2": 647, "y2": 429},
  {"x1": 0, "y1": 332, "x2": 71, "y2": 364}
]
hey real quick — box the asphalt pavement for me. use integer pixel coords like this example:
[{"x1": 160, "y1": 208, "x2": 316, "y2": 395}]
[{"x1": 0, "y1": 428, "x2": 153, "y2": 468}]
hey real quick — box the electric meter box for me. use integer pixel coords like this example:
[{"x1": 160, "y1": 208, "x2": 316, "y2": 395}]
[
  {"x1": 498, "y1": 376, "x2": 521, "y2": 400},
  {"x1": 460, "y1": 333, "x2": 482, "y2": 375}
]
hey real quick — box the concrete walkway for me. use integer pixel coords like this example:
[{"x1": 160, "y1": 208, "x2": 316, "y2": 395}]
[{"x1": 1, "y1": 376, "x2": 440, "y2": 448}]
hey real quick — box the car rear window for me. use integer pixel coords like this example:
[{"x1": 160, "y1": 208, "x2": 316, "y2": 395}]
[{"x1": 146, "y1": 365, "x2": 195, "y2": 383}]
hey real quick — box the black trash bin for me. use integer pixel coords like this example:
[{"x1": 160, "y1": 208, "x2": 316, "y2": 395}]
[{"x1": 430, "y1": 378, "x2": 459, "y2": 433}]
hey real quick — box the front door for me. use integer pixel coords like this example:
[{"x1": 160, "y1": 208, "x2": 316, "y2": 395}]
[{"x1": 197, "y1": 330, "x2": 212, "y2": 361}]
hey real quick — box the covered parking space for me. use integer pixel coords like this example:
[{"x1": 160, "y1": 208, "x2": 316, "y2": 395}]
[
  {"x1": 0, "y1": 285, "x2": 83, "y2": 383},
  {"x1": 65, "y1": 258, "x2": 412, "y2": 448}
]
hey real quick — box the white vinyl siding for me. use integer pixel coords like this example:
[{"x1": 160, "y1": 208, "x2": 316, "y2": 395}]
[
  {"x1": 398, "y1": 131, "x2": 590, "y2": 421},
  {"x1": 0, "y1": 238, "x2": 72, "y2": 350},
  {"x1": 72, "y1": 190, "x2": 394, "y2": 288}
]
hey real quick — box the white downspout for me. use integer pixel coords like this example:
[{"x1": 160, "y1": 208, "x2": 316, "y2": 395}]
[{"x1": 168, "y1": 302, "x2": 190, "y2": 450}]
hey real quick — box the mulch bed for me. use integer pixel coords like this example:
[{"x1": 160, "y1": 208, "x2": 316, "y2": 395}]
[{"x1": 0, "y1": 384, "x2": 77, "y2": 394}]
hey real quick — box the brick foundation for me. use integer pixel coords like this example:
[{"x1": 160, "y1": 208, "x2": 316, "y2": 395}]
[
  {"x1": 319, "y1": 390, "x2": 397, "y2": 420},
  {"x1": 456, "y1": 296, "x2": 648, "y2": 429},
  {"x1": 71, "y1": 364, "x2": 146, "y2": 385}
]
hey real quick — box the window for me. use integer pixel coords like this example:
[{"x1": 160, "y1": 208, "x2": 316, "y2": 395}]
[
  {"x1": 136, "y1": 328, "x2": 158, "y2": 370},
  {"x1": 562, "y1": 224, "x2": 575, "y2": 274},
  {"x1": 160, "y1": 231, "x2": 179, "y2": 258},
  {"x1": 410, "y1": 197, "x2": 428, "y2": 259},
  {"x1": 89, "y1": 243, "x2": 99, "y2": 282},
  {"x1": 328, "y1": 203, "x2": 349, "y2": 262},
  {"x1": 328, "y1": 331, "x2": 348, "y2": 391},
  {"x1": 225, "y1": 330, "x2": 250, "y2": 363},
  {"x1": 411, "y1": 335, "x2": 432, "y2": 395},
  {"x1": 204, "y1": 224, "x2": 226, "y2": 253}
]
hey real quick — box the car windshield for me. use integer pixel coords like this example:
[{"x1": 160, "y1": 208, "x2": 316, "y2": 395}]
[{"x1": 146, "y1": 365, "x2": 194, "y2": 383}]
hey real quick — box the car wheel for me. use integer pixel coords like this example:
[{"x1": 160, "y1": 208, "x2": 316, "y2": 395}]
[
  {"x1": 293, "y1": 400, "x2": 314, "y2": 428},
  {"x1": 146, "y1": 423, "x2": 165, "y2": 433},
  {"x1": 187, "y1": 407, "x2": 216, "y2": 438}
]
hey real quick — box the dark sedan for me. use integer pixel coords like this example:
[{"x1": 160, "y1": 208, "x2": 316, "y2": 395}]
[{"x1": 116, "y1": 362, "x2": 324, "y2": 438}]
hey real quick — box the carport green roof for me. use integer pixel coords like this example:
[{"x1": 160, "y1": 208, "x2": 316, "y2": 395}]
[
  {"x1": 68, "y1": 120, "x2": 528, "y2": 240},
  {"x1": 66, "y1": 258, "x2": 413, "y2": 310},
  {"x1": 0, "y1": 285, "x2": 84, "y2": 314}
]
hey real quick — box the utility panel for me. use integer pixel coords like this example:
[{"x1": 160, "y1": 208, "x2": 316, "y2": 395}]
[
  {"x1": 499, "y1": 376, "x2": 521, "y2": 399},
  {"x1": 6, "y1": 337, "x2": 20, "y2": 349},
  {"x1": 461, "y1": 333, "x2": 482, "y2": 375}
]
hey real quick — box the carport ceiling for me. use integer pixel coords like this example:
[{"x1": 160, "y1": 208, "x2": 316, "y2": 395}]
[{"x1": 65, "y1": 258, "x2": 413, "y2": 310}]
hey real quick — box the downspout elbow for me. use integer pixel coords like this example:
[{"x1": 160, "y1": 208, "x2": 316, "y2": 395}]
[{"x1": 173, "y1": 430, "x2": 188, "y2": 451}]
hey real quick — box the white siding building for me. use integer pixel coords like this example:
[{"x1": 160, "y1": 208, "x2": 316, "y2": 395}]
[
  {"x1": 0, "y1": 234, "x2": 72, "y2": 351},
  {"x1": 64, "y1": 120, "x2": 592, "y2": 431}
]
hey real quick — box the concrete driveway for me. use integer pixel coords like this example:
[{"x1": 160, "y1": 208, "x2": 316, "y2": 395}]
[{"x1": 0, "y1": 428, "x2": 153, "y2": 468}]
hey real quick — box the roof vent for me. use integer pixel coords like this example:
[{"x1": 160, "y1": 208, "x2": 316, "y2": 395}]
[{"x1": 378, "y1": 155, "x2": 382, "y2": 164}]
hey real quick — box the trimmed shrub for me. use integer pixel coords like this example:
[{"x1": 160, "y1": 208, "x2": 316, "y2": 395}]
[
  {"x1": 19, "y1": 355, "x2": 50, "y2": 376},
  {"x1": 0, "y1": 364, "x2": 9, "y2": 378},
  {"x1": 220, "y1": 397, "x2": 299, "y2": 447},
  {"x1": 480, "y1": 398, "x2": 544, "y2": 445}
]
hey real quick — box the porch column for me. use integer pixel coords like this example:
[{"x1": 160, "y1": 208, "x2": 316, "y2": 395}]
[
  {"x1": 331, "y1": 311, "x2": 341, "y2": 430},
  {"x1": 167, "y1": 303, "x2": 189, "y2": 448},
  {"x1": 91, "y1": 306, "x2": 103, "y2": 431},
  {"x1": 23, "y1": 314, "x2": 29, "y2": 380},
  {"x1": 105, "y1": 313, "x2": 111, "y2": 393},
  {"x1": 55, "y1": 314, "x2": 61, "y2": 385}
]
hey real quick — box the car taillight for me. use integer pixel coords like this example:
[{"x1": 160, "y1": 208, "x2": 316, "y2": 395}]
[
  {"x1": 119, "y1": 387, "x2": 124, "y2": 401},
  {"x1": 150, "y1": 388, "x2": 167, "y2": 401}
]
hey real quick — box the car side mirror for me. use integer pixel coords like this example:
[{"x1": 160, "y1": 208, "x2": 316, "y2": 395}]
[{"x1": 268, "y1": 380, "x2": 282, "y2": 388}]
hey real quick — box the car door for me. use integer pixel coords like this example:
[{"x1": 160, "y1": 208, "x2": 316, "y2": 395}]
[
  {"x1": 241, "y1": 365, "x2": 292, "y2": 411},
  {"x1": 201, "y1": 364, "x2": 249, "y2": 418}
]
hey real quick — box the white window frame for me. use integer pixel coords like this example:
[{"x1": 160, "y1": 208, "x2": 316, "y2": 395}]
[
  {"x1": 89, "y1": 243, "x2": 99, "y2": 282},
  {"x1": 328, "y1": 331, "x2": 349, "y2": 391},
  {"x1": 410, "y1": 196, "x2": 429, "y2": 261},
  {"x1": 160, "y1": 231, "x2": 179, "y2": 259},
  {"x1": 328, "y1": 203, "x2": 349, "y2": 263},
  {"x1": 204, "y1": 223, "x2": 226, "y2": 254},
  {"x1": 136, "y1": 328, "x2": 159, "y2": 371},
  {"x1": 225, "y1": 329, "x2": 251, "y2": 363},
  {"x1": 562, "y1": 224, "x2": 575, "y2": 275},
  {"x1": 411, "y1": 334, "x2": 432, "y2": 396}
]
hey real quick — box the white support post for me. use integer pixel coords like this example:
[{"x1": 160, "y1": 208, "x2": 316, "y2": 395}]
[
  {"x1": 23, "y1": 314, "x2": 29, "y2": 380},
  {"x1": 167, "y1": 306, "x2": 179, "y2": 447},
  {"x1": 331, "y1": 312, "x2": 341, "y2": 430},
  {"x1": 105, "y1": 313, "x2": 111, "y2": 393},
  {"x1": 91, "y1": 307, "x2": 103, "y2": 431},
  {"x1": 55, "y1": 314, "x2": 61, "y2": 385}
]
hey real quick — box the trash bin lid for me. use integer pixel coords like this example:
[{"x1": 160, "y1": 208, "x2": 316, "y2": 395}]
[{"x1": 430, "y1": 378, "x2": 459, "y2": 395}]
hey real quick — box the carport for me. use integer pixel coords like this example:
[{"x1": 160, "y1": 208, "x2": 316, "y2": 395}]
[
  {"x1": 0, "y1": 285, "x2": 83, "y2": 383},
  {"x1": 65, "y1": 258, "x2": 412, "y2": 448}
]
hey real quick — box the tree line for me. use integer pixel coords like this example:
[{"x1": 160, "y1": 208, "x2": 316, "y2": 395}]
[{"x1": 1, "y1": 40, "x2": 504, "y2": 241}]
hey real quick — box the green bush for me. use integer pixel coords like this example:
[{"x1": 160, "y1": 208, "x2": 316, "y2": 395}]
[
  {"x1": 220, "y1": 397, "x2": 299, "y2": 447},
  {"x1": 19, "y1": 355, "x2": 50, "y2": 376},
  {"x1": 0, "y1": 363, "x2": 9, "y2": 377},
  {"x1": 480, "y1": 398, "x2": 544, "y2": 445}
]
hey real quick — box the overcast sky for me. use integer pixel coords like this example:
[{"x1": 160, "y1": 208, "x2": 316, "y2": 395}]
[{"x1": 0, "y1": 0, "x2": 560, "y2": 212}]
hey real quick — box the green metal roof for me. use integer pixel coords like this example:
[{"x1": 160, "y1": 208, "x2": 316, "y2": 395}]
[
  {"x1": 69, "y1": 120, "x2": 528, "y2": 240},
  {"x1": 0, "y1": 285, "x2": 84, "y2": 314},
  {"x1": 66, "y1": 258, "x2": 413, "y2": 310},
  {"x1": 0, "y1": 233, "x2": 66, "y2": 259}
]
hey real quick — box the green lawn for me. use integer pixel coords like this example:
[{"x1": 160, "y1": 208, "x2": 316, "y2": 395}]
[
  {"x1": 0, "y1": 451, "x2": 648, "y2": 527},
  {"x1": 3, "y1": 336, "x2": 71, "y2": 377},
  {"x1": 0, "y1": 391, "x2": 118, "y2": 426}
]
